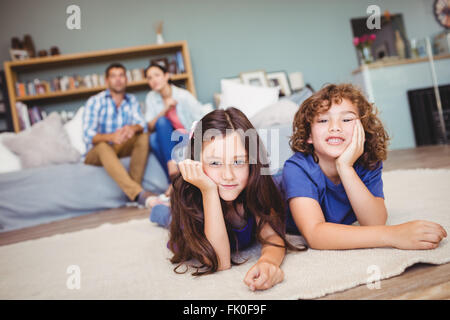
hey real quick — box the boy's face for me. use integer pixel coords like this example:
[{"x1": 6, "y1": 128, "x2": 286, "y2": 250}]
[
  {"x1": 201, "y1": 132, "x2": 249, "y2": 202},
  {"x1": 307, "y1": 98, "x2": 359, "y2": 162}
]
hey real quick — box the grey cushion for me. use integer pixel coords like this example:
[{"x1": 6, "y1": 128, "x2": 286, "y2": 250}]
[
  {"x1": 3, "y1": 113, "x2": 81, "y2": 168},
  {"x1": 0, "y1": 153, "x2": 169, "y2": 233}
]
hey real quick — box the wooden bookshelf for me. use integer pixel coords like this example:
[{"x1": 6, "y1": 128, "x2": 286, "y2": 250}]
[
  {"x1": 3, "y1": 41, "x2": 196, "y2": 132},
  {"x1": 15, "y1": 74, "x2": 189, "y2": 102}
]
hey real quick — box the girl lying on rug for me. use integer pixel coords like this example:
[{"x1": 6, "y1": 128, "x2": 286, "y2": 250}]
[
  {"x1": 279, "y1": 83, "x2": 447, "y2": 250},
  {"x1": 153, "y1": 107, "x2": 306, "y2": 291}
]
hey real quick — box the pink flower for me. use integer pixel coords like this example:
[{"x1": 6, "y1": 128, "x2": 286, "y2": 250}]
[
  {"x1": 360, "y1": 34, "x2": 369, "y2": 43},
  {"x1": 369, "y1": 34, "x2": 376, "y2": 41},
  {"x1": 353, "y1": 37, "x2": 360, "y2": 46}
]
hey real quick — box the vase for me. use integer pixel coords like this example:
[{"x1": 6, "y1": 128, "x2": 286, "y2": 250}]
[
  {"x1": 395, "y1": 30, "x2": 406, "y2": 59},
  {"x1": 361, "y1": 46, "x2": 373, "y2": 64},
  {"x1": 156, "y1": 33, "x2": 165, "y2": 44}
]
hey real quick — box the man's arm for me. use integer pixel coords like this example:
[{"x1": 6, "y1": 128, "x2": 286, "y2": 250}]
[
  {"x1": 92, "y1": 124, "x2": 143, "y2": 146},
  {"x1": 91, "y1": 132, "x2": 115, "y2": 145},
  {"x1": 129, "y1": 96, "x2": 148, "y2": 133},
  {"x1": 82, "y1": 97, "x2": 100, "y2": 150}
]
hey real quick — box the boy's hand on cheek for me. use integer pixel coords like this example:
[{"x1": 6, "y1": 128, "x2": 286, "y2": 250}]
[
  {"x1": 178, "y1": 159, "x2": 217, "y2": 193},
  {"x1": 336, "y1": 119, "x2": 365, "y2": 171},
  {"x1": 244, "y1": 261, "x2": 284, "y2": 291}
]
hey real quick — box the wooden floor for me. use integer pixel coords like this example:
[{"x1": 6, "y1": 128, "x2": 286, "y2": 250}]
[{"x1": 1, "y1": 144, "x2": 449, "y2": 299}]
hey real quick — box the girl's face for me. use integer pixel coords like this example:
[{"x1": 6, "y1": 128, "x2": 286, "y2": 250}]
[
  {"x1": 146, "y1": 66, "x2": 170, "y2": 92},
  {"x1": 201, "y1": 131, "x2": 249, "y2": 202},
  {"x1": 307, "y1": 98, "x2": 359, "y2": 162}
]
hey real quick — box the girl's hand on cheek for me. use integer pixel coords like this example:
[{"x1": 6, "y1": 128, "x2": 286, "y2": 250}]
[
  {"x1": 336, "y1": 119, "x2": 365, "y2": 170},
  {"x1": 178, "y1": 159, "x2": 217, "y2": 193},
  {"x1": 244, "y1": 261, "x2": 284, "y2": 291}
]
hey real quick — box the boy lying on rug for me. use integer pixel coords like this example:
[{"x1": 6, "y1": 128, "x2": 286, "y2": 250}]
[
  {"x1": 148, "y1": 84, "x2": 447, "y2": 292},
  {"x1": 279, "y1": 83, "x2": 446, "y2": 251}
]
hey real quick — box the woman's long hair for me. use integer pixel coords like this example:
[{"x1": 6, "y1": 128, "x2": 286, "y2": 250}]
[{"x1": 168, "y1": 107, "x2": 305, "y2": 276}]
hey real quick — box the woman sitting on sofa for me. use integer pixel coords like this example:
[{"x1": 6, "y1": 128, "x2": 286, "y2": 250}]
[{"x1": 144, "y1": 63, "x2": 206, "y2": 200}]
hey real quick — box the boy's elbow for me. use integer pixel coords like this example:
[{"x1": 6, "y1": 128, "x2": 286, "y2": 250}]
[
  {"x1": 302, "y1": 227, "x2": 328, "y2": 250},
  {"x1": 373, "y1": 199, "x2": 388, "y2": 225},
  {"x1": 305, "y1": 237, "x2": 328, "y2": 250},
  {"x1": 377, "y1": 214, "x2": 388, "y2": 226},
  {"x1": 360, "y1": 209, "x2": 388, "y2": 226}
]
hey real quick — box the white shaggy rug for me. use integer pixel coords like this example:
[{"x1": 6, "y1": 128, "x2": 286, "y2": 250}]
[{"x1": 0, "y1": 169, "x2": 449, "y2": 300}]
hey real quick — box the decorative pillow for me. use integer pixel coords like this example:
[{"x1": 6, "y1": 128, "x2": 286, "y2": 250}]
[
  {"x1": 0, "y1": 133, "x2": 22, "y2": 173},
  {"x1": 3, "y1": 112, "x2": 81, "y2": 169},
  {"x1": 250, "y1": 99, "x2": 300, "y2": 129},
  {"x1": 219, "y1": 80, "x2": 279, "y2": 119},
  {"x1": 64, "y1": 106, "x2": 86, "y2": 155}
]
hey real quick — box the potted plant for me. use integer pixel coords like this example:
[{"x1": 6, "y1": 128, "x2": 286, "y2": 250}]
[{"x1": 353, "y1": 33, "x2": 376, "y2": 64}]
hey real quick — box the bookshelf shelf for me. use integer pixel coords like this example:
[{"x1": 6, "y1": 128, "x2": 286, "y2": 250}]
[
  {"x1": 4, "y1": 41, "x2": 196, "y2": 132},
  {"x1": 15, "y1": 73, "x2": 189, "y2": 102}
]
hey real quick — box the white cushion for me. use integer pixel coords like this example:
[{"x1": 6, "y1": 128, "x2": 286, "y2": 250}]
[
  {"x1": 64, "y1": 106, "x2": 86, "y2": 156},
  {"x1": 219, "y1": 80, "x2": 279, "y2": 119},
  {"x1": 0, "y1": 133, "x2": 22, "y2": 173},
  {"x1": 250, "y1": 99, "x2": 299, "y2": 129}
]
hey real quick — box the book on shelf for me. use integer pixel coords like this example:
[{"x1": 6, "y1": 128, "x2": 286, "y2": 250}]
[
  {"x1": 15, "y1": 72, "x2": 105, "y2": 97},
  {"x1": 15, "y1": 102, "x2": 48, "y2": 129},
  {"x1": 15, "y1": 102, "x2": 30, "y2": 130},
  {"x1": 29, "y1": 106, "x2": 44, "y2": 125},
  {"x1": 15, "y1": 82, "x2": 26, "y2": 97},
  {"x1": 175, "y1": 51, "x2": 185, "y2": 73},
  {"x1": 27, "y1": 82, "x2": 36, "y2": 95}
]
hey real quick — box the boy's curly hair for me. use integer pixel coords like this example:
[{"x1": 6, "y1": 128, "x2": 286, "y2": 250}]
[{"x1": 290, "y1": 83, "x2": 390, "y2": 169}]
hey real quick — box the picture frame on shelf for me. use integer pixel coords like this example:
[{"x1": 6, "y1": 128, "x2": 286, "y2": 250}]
[
  {"x1": 267, "y1": 71, "x2": 292, "y2": 96},
  {"x1": 239, "y1": 70, "x2": 269, "y2": 87},
  {"x1": 223, "y1": 77, "x2": 242, "y2": 84},
  {"x1": 167, "y1": 60, "x2": 178, "y2": 74}
]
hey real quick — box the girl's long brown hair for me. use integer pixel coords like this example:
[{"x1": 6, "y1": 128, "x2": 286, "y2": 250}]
[
  {"x1": 168, "y1": 107, "x2": 305, "y2": 276},
  {"x1": 290, "y1": 83, "x2": 390, "y2": 169}
]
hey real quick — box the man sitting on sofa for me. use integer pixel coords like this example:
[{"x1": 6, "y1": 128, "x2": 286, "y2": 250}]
[{"x1": 83, "y1": 63, "x2": 154, "y2": 205}]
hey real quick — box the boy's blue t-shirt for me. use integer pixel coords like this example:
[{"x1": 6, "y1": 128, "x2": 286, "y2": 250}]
[{"x1": 276, "y1": 152, "x2": 384, "y2": 233}]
